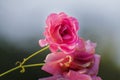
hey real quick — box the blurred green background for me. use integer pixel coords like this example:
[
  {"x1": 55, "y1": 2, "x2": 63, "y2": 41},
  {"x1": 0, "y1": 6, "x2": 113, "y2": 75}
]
[{"x1": 0, "y1": 0, "x2": 120, "y2": 80}]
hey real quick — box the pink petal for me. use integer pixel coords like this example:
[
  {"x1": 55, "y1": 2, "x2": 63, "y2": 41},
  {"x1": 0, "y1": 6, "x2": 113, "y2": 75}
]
[
  {"x1": 39, "y1": 39, "x2": 48, "y2": 47},
  {"x1": 44, "y1": 52, "x2": 67, "y2": 62},
  {"x1": 46, "y1": 13, "x2": 58, "y2": 27},
  {"x1": 49, "y1": 44, "x2": 58, "y2": 53},
  {"x1": 69, "y1": 17, "x2": 79, "y2": 32},
  {"x1": 62, "y1": 34, "x2": 72, "y2": 40},
  {"x1": 65, "y1": 70, "x2": 92, "y2": 80},
  {"x1": 42, "y1": 61, "x2": 62, "y2": 75},
  {"x1": 85, "y1": 40, "x2": 96, "y2": 54},
  {"x1": 59, "y1": 12, "x2": 68, "y2": 18},
  {"x1": 59, "y1": 45, "x2": 75, "y2": 54},
  {"x1": 51, "y1": 25, "x2": 63, "y2": 43},
  {"x1": 75, "y1": 52, "x2": 94, "y2": 61},
  {"x1": 42, "y1": 52, "x2": 67, "y2": 75},
  {"x1": 87, "y1": 54, "x2": 101, "y2": 76}
]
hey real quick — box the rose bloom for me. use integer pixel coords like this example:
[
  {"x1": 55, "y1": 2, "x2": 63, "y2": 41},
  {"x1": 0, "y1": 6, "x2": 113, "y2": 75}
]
[
  {"x1": 39, "y1": 12, "x2": 79, "y2": 53},
  {"x1": 39, "y1": 52, "x2": 101, "y2": 80},
  {"x1": 39, "y1": 40, "x2": 102, "y2": 80}
]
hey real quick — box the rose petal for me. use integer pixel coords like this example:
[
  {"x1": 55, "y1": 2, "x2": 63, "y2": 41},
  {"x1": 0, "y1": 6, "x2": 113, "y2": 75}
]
[
  {"x1": 39, "y1": 39, "x2": 48, "y2": 47},
  {"x1": 49, "y1": 44, "x2": 58, "y2": 53},
  {"x1": 87, "y1": 54, "x2": 101, "y2": 76},
  {"x1": 65, "y1": 70, "x2": 92, "y2": 80},
  {"x1": 42, "y1": 52, "x2": 67, "y2": 75},
  {"x1": 46, "y1": 13, "x2": 58, "y2": 27},
  {"x1": 42, "y1": 61, "x2": 62, "y2": 75},
  {"x1": 44, "y1": 52, "x2": 67, "y2": 62},
  {"x1": 85, "y1": 40, "x2": 96, "y2": 54}
]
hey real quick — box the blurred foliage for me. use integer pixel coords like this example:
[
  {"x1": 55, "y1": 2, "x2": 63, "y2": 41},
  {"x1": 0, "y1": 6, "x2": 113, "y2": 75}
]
[{"x1": 99, "y1": 43, "x2": 120, "y2": 80}]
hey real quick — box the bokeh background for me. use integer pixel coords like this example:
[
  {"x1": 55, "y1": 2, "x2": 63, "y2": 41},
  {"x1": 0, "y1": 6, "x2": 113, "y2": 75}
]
[{"x1": 0, "y1": 0, "x2": 120, "y2": 80}]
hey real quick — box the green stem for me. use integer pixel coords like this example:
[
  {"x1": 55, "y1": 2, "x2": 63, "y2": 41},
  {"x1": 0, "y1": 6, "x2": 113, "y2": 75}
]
[
  {"x1": 0, "y1": 46, "x2": 49, "y2": 77},
  {"x1": 21, "y1": 46, "x2": 49, "y2": 65},
  {"x1": 16, "y1": 46, "x2": 49, "y2": 73},
  {"x1": 24, "y1": 63, "x2": 44, "y2": 67},
  {"x1": 0, "y1": 63, "x2": 44, "y2": 77}
]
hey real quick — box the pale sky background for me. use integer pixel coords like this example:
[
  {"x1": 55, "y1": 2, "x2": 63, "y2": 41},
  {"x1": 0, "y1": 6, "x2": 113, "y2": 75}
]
[{"x1": 0, "y1": 0, "x2": 120, "y2": 67}]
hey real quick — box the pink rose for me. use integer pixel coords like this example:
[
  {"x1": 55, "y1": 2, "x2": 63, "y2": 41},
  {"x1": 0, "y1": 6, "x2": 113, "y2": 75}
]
[
  {"x1": 39, "y1": 52, "x2": 101, "y2": 80},
  {"x1": 39, "y1": 12, "x2": 79, "y2": 53},
  {"x1": 38, "y1": 12, "x2": 102, "y2": 80}
]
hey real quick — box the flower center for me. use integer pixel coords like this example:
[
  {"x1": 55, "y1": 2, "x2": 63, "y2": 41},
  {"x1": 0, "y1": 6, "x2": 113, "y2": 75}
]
[
  {"x1": 59, "y1": 55, "x2": 93, "y2": 73},
  {"x1": 59, "y1": 25, "x2": 72, "y2": 40},
  {"x1": 59, "y1": 56, "x2": 72, "y2": 72}
]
